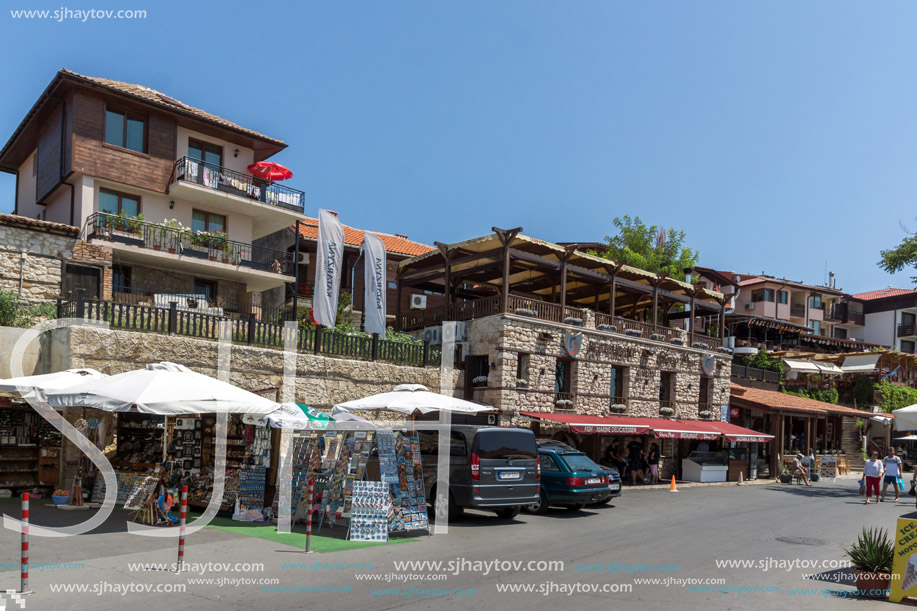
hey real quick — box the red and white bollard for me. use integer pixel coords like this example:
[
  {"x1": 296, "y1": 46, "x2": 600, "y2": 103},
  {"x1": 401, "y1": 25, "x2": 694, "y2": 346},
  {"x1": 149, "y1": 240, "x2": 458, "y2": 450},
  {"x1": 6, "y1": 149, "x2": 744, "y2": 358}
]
[
  {"x1": 20, "y1": 493, "x2": 29, "y2": 593},
  {"x1": 176, "y1": 485, "x2": 188, "y2": 572},
  {"x1": 304, "y1": 478, "x2": 314, "y2": 554}
]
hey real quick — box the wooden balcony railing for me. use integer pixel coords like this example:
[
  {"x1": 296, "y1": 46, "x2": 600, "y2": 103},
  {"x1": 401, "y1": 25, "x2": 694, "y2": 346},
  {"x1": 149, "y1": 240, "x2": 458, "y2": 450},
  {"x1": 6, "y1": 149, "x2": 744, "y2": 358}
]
[{"x1": 900, "y1": 323, "x2": 917, "y2": 338}]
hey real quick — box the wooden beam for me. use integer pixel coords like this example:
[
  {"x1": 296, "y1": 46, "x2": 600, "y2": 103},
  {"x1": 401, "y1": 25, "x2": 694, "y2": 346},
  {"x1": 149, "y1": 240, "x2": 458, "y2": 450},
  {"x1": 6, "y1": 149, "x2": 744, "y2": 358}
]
[{"x1": 437, "y1": 241, "x2": 451, "y2": 323}]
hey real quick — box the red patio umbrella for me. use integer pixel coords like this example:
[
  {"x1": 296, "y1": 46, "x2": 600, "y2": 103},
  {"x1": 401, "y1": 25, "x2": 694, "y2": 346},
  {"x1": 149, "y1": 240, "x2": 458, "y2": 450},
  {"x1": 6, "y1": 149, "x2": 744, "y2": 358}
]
[{"x1": 247, "y1": 161, "x2": 293, "y2": 181}]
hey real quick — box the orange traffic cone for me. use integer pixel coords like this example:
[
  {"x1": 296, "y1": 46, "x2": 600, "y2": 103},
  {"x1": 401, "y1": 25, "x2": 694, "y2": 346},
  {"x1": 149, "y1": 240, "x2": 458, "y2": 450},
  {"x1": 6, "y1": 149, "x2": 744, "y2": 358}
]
[
  {"x1": 736, "y1": 471, "x2": 745, "y2": 486},
  {"x1": 668, "y1": 475, "x2": 678, "y2": 492}
]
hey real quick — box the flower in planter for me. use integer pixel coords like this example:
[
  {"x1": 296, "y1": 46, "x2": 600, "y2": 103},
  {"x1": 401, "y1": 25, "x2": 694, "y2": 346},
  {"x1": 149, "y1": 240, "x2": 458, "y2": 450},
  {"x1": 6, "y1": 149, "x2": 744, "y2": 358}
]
[
  {"x1": 555, "y1": 399, "x2": 574, "y2": 408},
  {"x1": 659, "y1": 407, "x2": 675, "y2": 416},
  {"x1": 716, "y1": 347, "x2": 732, "y2": 354},
  {"x1": 564, "y1": 317, "x2": 583, "y2": 326},
  {"x1": 625, "y1": 329, "x2": 642, "y2": 337},
  {"x1": 610, "y1": 403, "x2": 627, "y2": 412},
  {"x1": 516, "y1": 379, "x2": 529, "y2": 388},
  {"x1": 669, "y1": 337, "x2": 684, "y2": 345},
  {"x1": 650, "y1": 333, "x2": 666, "y2": 341},
  {"x1": 472, "y1": 375, "x2": 488, "y2": 385},
  {"x1": 514, "y1": 308, "x2": 538, "y2": 317},
  {"x1": 597, "y1": 324, "x2": 617, "y2": 332},
  {"x1": 699, "y1": 410, "x2": 712, "y2": 418},
  {"x1": 691, "y1": 342, "x2": 709, "y2": 350}
]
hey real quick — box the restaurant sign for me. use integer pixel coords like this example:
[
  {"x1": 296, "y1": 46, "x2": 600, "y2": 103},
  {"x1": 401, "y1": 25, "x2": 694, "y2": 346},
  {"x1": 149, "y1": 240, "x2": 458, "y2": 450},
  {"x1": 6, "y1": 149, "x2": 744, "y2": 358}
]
[
  {"x1": 574, "y1": 424, "x2": 647, "y2": 434},
  {"x1": 654, "y1": 431, "x2": 720, "y2": 441},
  {"x1": 564, "y1": 330, "x2": 584, "y2": 358}
]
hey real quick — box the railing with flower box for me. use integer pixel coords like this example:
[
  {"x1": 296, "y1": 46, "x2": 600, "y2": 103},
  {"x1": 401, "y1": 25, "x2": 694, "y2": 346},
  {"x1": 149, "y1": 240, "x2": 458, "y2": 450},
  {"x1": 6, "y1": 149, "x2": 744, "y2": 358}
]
[
  {"x1": 609, "y1": 397, "x2": 628, "y2": 413},
  {"x1": 172, "y1": 157, "x2": 305, "y2": 213},
  {"x1": 659, "y1": 400, "x2": 675, "y2": 417},
  {"x1": 86, "y1": 212, "x2": 294, "y2": 276},
  {"x1": 554, "y1": 392, "x2": 576, "y2": 411}
]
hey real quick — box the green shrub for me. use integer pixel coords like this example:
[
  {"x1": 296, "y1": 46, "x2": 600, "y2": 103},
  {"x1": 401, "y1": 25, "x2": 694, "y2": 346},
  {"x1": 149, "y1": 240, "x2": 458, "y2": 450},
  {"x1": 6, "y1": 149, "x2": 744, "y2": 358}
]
[
  {"x1": 844, "y1": 527, "x2": 894, "y2": 574},
  {"x1": 878, "y1": 380, "x2": 917, "y2": 413}
]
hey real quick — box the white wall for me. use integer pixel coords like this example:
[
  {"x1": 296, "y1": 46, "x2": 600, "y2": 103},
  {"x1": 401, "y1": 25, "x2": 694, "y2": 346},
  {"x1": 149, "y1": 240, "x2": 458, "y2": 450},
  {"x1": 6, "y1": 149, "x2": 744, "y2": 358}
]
[
  {"x1": 175, "y1": 127, "x2": 254, "y2": 173},
  {"x1": 863, "y1": 310, "x2": 895, "y2": 346}
]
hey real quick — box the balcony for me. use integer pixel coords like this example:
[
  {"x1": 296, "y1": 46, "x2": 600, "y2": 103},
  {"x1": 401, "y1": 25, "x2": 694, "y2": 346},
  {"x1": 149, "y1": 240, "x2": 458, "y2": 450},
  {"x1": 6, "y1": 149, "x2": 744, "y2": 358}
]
[
  {"x1": 790, "y1": 303, "x2": 806, "y2": 318},
  {"x1": 85, "y1": 212, "x2": 294, "y2": 292},
  {"x1": 830, "y1": 304, "x2": 865, "y2": 326},
  {"x1": 170, "y1": 157, "x2": 306, "y2": 239},
  {"x1": 900, "y1": 323, "x2": 917, "y2": 338}
]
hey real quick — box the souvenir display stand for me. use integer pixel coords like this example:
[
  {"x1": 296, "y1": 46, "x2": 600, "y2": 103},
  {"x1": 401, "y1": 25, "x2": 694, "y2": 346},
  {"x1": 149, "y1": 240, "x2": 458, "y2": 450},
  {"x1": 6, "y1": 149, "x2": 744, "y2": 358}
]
[{"x1": 0, "y1": 400, "x2": 62, "y2": 494}]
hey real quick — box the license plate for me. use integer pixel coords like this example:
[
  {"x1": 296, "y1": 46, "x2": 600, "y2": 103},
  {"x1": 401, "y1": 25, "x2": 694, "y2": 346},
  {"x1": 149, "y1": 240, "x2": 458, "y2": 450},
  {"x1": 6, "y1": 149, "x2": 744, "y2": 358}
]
[
  {"x1": 609, "y1": 483, "x2": 621, "y2": 491},
  {"x1": 586, "y1": 477, "x2": 602, "y2": 485},
  {"x1": 498, "y1": 471, "x2": 521, "y2": 480}
]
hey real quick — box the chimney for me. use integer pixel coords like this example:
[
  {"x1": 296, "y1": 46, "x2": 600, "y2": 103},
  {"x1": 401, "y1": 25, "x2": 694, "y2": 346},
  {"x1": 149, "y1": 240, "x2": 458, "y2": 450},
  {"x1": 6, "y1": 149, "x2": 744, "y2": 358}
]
[
  {"x1": 326, "y1": 210, "x2": 339, "y2": 217},
  {"x1": 395, "y1": 234, "x2": 409, "y2": 240},
  {"x1": 828, "y1": 271, "x2": 835, "y2": 289}
]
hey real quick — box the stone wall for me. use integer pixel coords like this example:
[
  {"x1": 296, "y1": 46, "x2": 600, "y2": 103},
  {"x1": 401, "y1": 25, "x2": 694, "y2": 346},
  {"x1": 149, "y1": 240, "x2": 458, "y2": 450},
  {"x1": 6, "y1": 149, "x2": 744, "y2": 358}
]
[
  {"x1": 128, "y1": 265, "x2": 248, "y2": 305},
  {"x1": 465, "y1": 314, "x2": 732, "y2": 420},
  {"x1": 0, "y1": 215, "x2": 79, "y2": 301},
  {"x1": 51, "y1": 325, "x2": 451, "y2": 409}
]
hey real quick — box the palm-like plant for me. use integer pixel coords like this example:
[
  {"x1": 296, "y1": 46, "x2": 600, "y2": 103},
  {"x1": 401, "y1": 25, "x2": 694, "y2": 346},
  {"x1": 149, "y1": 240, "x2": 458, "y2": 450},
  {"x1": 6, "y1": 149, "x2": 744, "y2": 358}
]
[{"x1": 844, "y1": 527, "x2": 894, "y2": 574}]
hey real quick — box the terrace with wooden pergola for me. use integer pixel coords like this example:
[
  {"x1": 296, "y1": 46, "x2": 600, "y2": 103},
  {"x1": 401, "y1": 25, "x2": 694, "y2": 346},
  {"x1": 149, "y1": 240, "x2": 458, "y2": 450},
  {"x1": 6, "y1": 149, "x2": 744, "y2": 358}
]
[{"x1": 396, "y1": 227, "x2": 728, "y2": 344}]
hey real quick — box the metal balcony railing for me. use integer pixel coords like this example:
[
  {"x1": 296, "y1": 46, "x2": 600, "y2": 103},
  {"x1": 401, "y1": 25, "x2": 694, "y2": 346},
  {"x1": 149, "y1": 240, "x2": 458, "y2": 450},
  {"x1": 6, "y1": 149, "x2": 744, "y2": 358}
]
[
  {"x1": 172, "y1": 156, "x2": 305, "y2": 213},
  {"x1": 86, "y1": 212, "x2": 294, "y2": 276}
]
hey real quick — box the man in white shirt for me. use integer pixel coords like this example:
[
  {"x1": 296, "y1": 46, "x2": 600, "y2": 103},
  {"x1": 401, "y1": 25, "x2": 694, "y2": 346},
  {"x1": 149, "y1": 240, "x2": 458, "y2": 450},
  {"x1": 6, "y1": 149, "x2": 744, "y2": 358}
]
[
  {"x1": 882, "y1": 447, "x2": 903, "y2": 503},
  {"x1": 793, "y1": 453, "x2": 811, "y2": 486}
]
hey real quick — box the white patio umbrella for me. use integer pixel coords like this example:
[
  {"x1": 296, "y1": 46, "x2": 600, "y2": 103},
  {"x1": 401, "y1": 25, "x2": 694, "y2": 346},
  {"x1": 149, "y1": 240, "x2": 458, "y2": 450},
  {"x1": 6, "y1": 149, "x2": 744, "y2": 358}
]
[
  {"x1": 332, "y1": 384, "x2": 495, "y2": 416},
  {"x1": 257, "y1": 403, "x2": 377, "y2": 430},
  {"x1": 894, "y1": 435, "x2": 917, "y2": 441},
  {"x1": 895, "y1": 405, "x2": 917, "y2": 431},
  {"x1": 43, "y1": 362, "x2": 278, "y2": 415},
  {"x1": 0, "y1": 368, "x2": 107, "y2": 398}
]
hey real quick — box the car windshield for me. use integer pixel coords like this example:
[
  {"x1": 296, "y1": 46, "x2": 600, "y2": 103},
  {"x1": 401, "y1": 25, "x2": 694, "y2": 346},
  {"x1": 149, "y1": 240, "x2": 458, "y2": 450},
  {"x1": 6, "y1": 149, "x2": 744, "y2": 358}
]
[{"x1": 559, "y1": 453, "x2": 602, "y2": 472}]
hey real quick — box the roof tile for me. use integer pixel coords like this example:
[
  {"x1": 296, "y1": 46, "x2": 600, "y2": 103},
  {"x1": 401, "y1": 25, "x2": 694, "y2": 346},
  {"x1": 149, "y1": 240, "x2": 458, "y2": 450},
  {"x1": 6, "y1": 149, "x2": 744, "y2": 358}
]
[
  {"x1": 294, "y1": 218, "x2": 433, "y2": 257},
  {"x1": 730, "y1": 382, "x2": 892, "y2": 418},
  {"x1": 851, "y1": 288, "x2": 917, "y2": 301}
]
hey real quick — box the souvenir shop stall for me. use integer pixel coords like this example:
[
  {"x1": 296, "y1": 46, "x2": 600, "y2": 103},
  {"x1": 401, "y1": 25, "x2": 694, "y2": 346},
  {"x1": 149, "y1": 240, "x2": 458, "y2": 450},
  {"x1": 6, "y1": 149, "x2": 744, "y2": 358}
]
[
  {"x1": 0, "y1": 397, "x2": 63, "y2": 495},
  {"x1": 276, "y1": 426, "x2": 430, "y2": 541}
]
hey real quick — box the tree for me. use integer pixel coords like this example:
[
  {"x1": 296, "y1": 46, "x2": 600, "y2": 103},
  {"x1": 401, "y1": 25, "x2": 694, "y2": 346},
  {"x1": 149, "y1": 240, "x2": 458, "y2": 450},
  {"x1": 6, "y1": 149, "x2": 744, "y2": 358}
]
[
  {"x1": 593, "y1": 216, "x2": 699, "y2": 279},
  {"x1": 878, "y1": 222, "x2": 917, "y2": 285}
]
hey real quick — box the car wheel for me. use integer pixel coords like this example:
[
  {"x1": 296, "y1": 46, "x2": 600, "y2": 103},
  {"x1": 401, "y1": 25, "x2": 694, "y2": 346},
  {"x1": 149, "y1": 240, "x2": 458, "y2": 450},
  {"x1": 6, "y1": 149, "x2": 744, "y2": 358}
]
[
  {"x1": 495, "y1": 506, "x2": 520, "y2": 519},
  {"x1": 566, "y1": 503, "x2": 586, "y2": 512},
  {"x1": 427, "y1": 488, "x2": 462, "y2": 522},
  {"x1": 592, "y1": 497, "x2": 612, "y2": 506},
  {"x1": 527, "y1": 490, "x2": 550, "y2": 515}
]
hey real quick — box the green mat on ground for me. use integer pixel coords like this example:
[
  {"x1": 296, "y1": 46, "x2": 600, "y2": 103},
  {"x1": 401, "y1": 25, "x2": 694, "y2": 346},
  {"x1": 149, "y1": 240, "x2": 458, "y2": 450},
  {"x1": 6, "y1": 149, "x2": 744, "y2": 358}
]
[{"x1": 199, "y1": 516, "x2": 414, "y2": 553}]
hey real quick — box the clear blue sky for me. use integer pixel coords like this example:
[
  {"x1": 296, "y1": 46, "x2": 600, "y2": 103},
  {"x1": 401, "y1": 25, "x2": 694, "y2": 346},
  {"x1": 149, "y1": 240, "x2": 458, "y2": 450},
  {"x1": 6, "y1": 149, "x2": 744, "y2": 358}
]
[{"x1": 2, "y1": 1, "x2": 916, "y2": 294}]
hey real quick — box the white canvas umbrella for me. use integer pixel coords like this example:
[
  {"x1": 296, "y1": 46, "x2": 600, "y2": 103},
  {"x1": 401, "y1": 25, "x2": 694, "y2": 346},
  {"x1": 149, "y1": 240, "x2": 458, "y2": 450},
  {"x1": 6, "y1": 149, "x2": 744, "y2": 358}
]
[
  {"x1": 894, "y1": 435, "x2": 917, "y2": 441},
  {"x1": 257, "y1": 403, "x2": 377, "y2": 430},
  {"x1": 894, "y1": 405, "x2": 917, "y2": 431},
  {"x1": 43, "y1": 362, "x2": 278, "y2": 415},
  {"x1": 332, "y1": 384, "x2": 495, "y2": 416},
  {"x1": 0, "y1": 368, "x2": 107, "y2": 398}
]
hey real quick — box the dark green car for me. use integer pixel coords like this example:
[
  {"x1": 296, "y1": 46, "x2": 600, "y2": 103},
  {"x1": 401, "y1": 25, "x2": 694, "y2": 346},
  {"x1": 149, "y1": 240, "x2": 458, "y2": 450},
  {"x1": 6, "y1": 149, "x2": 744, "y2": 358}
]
[{"x1": 525, "y1": 443, "x2": 618, "y2": 514}]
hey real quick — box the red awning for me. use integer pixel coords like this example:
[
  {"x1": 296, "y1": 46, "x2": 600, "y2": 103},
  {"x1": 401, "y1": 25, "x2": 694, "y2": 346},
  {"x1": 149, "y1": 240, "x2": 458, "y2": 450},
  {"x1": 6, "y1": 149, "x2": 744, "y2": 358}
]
[
  {"x1": 520, "y1": 412, "x2": 773, "y2": 443},
  {"x1": 519, "y1": 412, "x2": 652, "y2": 435}
]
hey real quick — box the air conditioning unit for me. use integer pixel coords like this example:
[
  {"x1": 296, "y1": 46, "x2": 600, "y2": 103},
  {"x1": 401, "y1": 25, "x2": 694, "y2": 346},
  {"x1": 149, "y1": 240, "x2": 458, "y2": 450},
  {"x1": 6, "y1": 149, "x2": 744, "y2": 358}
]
[
  {"x1": 410, "y1": 294, "x2": 427, "y2": 309},
  {"x1": 744, "y1": 302, "x2": 755, "y2": 310},
  {"x1": 452, "y1": 321, "x2": 469, "y2": 342},
  {"x1": 423, "y1": 326, "x2": 442, "y2": 346},
  {"x1": 297, "y1": 252, "x2": 310, "y2": 265}
]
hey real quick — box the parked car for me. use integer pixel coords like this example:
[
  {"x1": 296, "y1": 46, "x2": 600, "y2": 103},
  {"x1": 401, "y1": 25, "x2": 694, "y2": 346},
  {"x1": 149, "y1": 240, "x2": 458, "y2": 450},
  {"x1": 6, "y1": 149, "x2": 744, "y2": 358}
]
[
  {"x1": 525, "y1": 443, "x2": 616, "y2": 514},
  {"x1": 416, "y1": 425, "x2": 540, "y2": 521}
]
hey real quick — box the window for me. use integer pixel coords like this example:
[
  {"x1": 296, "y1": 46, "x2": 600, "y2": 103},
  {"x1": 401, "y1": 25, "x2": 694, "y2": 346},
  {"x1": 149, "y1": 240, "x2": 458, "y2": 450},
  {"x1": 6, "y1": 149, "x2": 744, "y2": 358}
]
[
  {"x1": 903, "y1": 312, "x2": 917, "y2": 325},
  {"x1": 659, "y1": 372, "x2": 674, "y2": 405},
  {"x1": 104, "y1": 108, "x2": 145, "y2": 153},
  {"x1": 902, "y1": 340, "x2": 916, "y2": 355},
  {"x1": 808, "y1": 294, "x2": 822, "y2": 309},
  {"x1": 417, "y1": 431, "x2": 467, "y2": 456},
  {"x1": 834, "y1": 327, "x2": 848, "y2": 340},
  {"x1": 62, "y1": 265, "x2": 101, "y2": 300},
  {"x1": 555, "y1": 359, "x2": 574, "y2": 394},
  {"x1": 193, "y1": 279, "x2": 217, "y2": 302},
  {"x1": 610, "y1": 365, "x2": 626, "y2": 401},
  {"x1": 751, "y1": 288, "x2": 775, "y2": 302},
  {"x1": 699, "y1": 376, "x2": 711, "y2": 406},
  {"x1": 516, "y1": 353, "x2": 530, "y2": 386},
  {"x1": 777, "y1": 291, "x2": 788, "y2": 304},
  {"x1": 191, "y1": 210, "x2": 226, "y2": 234},
  {"x1": 112, "y1": 265, "x2": 132, "y2": 294},
  {"x1": 188, "y1": 139, "x2": 223, "y2": 168},
  {"x1": 99, "y1": 188, "x2": 140, "y2": 217},
  {"x1": 808, "y1": 320, "x2": 821, "y2": 335},
  {"x1": 540, "y1": 455, "x2": 562, "y2": 472}
]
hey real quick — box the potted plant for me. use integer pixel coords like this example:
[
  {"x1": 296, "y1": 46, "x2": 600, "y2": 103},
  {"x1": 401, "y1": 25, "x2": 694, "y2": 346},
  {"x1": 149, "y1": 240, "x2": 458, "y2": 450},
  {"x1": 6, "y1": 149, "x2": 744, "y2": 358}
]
[
  {"x1": 692, "y1": 341, "x2": 709, "y2": 350},
  {"x1": 670, "y1": 337, "x2": 684, "y2": 345},
  {"x1": 555, "y1": 399, "x2": 574, "y2": 409},
  {"x1": 472, "y1": 375, "x2": 488, "y2": 387},
  {"x1": 564, "y1": 316, "x2": 583, "y2": 327},
  {"x1": 127, "y1": 213, "x2": 145, "y2": 235},
  {"x1": 221, "y1": 238, "x2": 233, "y2": 264},
  {"x1": 844, "y1": 527, "x2": 893, "y2": 597},
  {"x1": 610, "y1": 403, "x2": 627, "y2": 413},
  {"x1": 514, "y1": 308, "x2": 538, "y2": 318},
  {"x1": 650, "y1": 333, "x2": 666, "y2": 342},
  {"x1": 516, "y1": 379, "x2": 529, "y2": 389},
  {"x1": 625, "y1": 329, "x2": 642, "y2": 337},
  {"x1": 597, "y1": 324, "x2": 616, "y2": 332},
  {"x1": 699, "y1": 410, "x2": 713, "y2": 419},
  {"x1": 778, "y1": 467, "x2": 793, "y2": 484},
  {"x1": 659, "y1": 406, "x2": 675, "y2": 417},
  {"x1": 717, "y1": 347, "x2": 732, "y2": 354}
]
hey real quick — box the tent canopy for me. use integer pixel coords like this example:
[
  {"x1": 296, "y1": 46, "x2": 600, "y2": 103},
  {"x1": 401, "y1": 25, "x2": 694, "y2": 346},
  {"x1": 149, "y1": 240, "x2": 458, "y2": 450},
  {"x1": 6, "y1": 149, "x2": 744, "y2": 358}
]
[
  {"x1": 0, "y1": 368, "x2": 107, "y2": 398},
  {"x1": 783, "y1": 359, "x2": 821, "y2": 374},
  {"x1": 43, "y1": 362, "x2": 278, "y2": 415},
  {"x1": 333, "y1": 384, "x2": 495, "y2": 416},
  {"x1": 841, "y1": 354, "x2": 881, "y2": 373},
  {"x1": 894, "y1": 404, "x2": 917, "y2": 431}
]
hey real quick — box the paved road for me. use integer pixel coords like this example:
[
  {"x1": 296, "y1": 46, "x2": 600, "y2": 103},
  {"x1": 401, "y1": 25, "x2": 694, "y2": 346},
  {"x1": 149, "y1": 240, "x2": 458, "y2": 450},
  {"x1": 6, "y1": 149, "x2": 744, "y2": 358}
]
[{"x1": 0, "y1": 480, "x2": 909, "y2": 610}]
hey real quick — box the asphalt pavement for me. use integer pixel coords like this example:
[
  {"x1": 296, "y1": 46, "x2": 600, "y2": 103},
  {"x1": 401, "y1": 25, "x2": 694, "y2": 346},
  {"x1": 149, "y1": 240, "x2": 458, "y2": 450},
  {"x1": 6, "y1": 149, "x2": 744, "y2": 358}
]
[{"x1": 0, "y1": 478, "x2": 908, "y2": 610}]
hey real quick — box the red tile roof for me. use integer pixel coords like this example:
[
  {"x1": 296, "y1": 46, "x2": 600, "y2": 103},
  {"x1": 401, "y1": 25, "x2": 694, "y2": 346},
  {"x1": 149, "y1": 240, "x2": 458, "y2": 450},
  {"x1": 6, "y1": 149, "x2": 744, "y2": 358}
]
[
  {"x1": 0, "y1": 213, "x2": 79, "y2": 238},
  {"x1": 294, "y1": 218, "x2": 433, "y2": 258},
  {"x1": 730, "y1": 383, "x2": 892, "y2": 418},
  {"x1": 851, "y1": 288, "x2": 917, "y2": 301},
  {"x1": 60, "y1": 68, "x2": 284, "y2": 146}
]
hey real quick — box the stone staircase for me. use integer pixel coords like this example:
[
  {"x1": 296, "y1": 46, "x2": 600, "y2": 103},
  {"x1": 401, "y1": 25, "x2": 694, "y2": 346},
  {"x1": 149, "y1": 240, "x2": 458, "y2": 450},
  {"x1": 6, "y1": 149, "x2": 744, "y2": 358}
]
[{"x1": 842, "y1": 417, "x2": 865, "y2": 473}]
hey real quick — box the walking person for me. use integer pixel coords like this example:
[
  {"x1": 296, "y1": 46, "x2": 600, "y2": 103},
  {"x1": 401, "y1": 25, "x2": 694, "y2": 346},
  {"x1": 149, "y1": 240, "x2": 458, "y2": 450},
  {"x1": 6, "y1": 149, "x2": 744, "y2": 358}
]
[
  {"x1": 648, "y1": 443, "x2": 661, "y2": 484},
  {"x1": 864, "y1": 451, "x2": 884, "y2": 505},
  {"x1": 882, "y1": 447, "x2": 903, "y2": 503}
]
